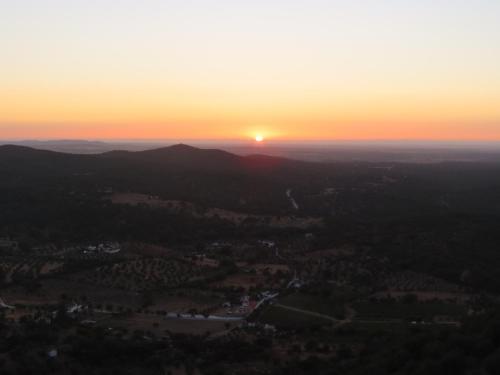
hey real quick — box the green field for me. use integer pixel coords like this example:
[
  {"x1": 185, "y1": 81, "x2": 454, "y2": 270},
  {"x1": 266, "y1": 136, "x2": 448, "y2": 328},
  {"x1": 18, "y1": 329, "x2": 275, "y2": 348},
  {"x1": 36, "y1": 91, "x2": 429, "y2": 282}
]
[
  {"x1": 278, "y1": 293, "x2": 345, "y2": 319},
  {"x1": 257, "y1": 304, "x2": 334, "y2": 329},
  {"x1": 352, "y1": 301, "x2": 466, "y2": 321}
]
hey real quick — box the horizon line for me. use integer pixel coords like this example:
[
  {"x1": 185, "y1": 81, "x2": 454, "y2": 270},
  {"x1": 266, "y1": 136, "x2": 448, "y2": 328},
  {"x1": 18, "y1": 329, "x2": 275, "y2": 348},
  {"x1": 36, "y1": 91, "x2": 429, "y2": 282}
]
[{"x1": 2, "y1": 138, "x2": 500, "y2": 144}]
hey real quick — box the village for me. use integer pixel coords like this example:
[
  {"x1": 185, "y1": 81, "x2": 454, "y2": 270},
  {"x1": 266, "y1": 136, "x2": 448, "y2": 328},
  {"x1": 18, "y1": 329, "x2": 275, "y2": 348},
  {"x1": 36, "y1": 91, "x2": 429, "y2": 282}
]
[{"x1": 0, "y1": 231, "x2": 475, "y2": 351}]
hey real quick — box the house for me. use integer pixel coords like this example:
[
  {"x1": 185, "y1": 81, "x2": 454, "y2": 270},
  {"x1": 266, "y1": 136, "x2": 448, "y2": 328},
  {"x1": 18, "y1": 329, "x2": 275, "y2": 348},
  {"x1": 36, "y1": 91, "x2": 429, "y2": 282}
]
[
  {"x1": 0, "y1": 238, "x2": 18, "y2": 251},
  {"x1": 67, "y1": 302, "x2": 84, "y2": 314},
  {"x1": 260, "y1": 291, "x2": 275, "y2": 298},
  {"x1": 0, "y1": 298, "x2": 15, "y2": 310},
  {"x1": 264, "y1": 324, "x2": 277, "y2": 332},
  {"x1": 83, "y1": 242, "x2": 121, "y2": 254},
  {"x1": 240, "y1": 296, "x2": 250, "y2": 307},
  {"x1": 102, "y1": 242, "x2": 121, "y2": 254},
  {"x1": 258, "y1": 240, "x2": 275, "y2": 248}
]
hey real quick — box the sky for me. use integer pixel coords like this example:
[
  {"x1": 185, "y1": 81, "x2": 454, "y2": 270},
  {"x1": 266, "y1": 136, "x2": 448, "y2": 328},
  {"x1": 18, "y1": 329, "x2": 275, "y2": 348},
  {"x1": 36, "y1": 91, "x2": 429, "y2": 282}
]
[{"x1": 1, "y1": 0, "x2": 500, "y2": 141}]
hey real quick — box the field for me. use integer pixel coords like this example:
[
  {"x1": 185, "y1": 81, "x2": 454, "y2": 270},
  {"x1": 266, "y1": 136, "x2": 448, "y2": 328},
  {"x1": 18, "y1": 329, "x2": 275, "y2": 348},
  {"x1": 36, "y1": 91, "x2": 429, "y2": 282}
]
[
  {"x1": 0, "y1": 257, "x2": 64, "y2": 283},
  {"x1": 1, "y1": 279, "x2": 142, "y2": 308},
  {"x1": 278, "y1": 293, "x2": 346, "y2": 319},
  {"x1": 71, "y1": 257, "x2": 212, "y2": 291},
  {"x1": 110, "y1": 192, "x2": 322, "y2": 229},
  {"x1": 370, "y1": 290, "x2": 472, "y2": 303},
  {"x1": 2, "y1": 278, "x2": 224, "y2": 323},
  {"x1": 210, "y1": 272, "x2": 268, "y2": 291},
  {"x1": 251, "y1": 263, "x2": 290, "y2": 275},
  {"x1": 257, "y1": 304, "x2": 334, "y2": 329},
  {"x1": 377, "y1": 270, "x2": 462, "y2": 293},
  {"x1": 100, "y1": 312, "x2": 233, "y2": 335},
  {"x1": 352, "y1": 301, "x2": 466, "y2": 321}
]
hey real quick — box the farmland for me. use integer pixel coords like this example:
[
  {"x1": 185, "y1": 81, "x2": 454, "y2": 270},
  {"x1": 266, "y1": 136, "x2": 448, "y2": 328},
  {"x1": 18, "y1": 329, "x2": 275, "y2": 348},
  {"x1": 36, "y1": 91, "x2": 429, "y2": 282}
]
[{"x1": 1, "y1": 144, "x2": 500, "y2": 374}]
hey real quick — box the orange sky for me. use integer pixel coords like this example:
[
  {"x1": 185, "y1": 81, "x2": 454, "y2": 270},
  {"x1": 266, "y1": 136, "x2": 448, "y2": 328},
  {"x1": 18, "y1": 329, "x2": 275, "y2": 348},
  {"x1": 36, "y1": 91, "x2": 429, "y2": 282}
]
[{"x1": 1, "y1": 0, "x2": 500, "y2": 141}]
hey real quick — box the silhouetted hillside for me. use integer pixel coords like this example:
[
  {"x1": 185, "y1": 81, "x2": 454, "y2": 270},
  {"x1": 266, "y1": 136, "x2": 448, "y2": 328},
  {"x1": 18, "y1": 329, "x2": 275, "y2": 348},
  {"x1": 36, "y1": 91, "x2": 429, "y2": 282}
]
[
  {"x1": 2, "y1": 144, "x2": 500, "y2": 217},
  {"x1": 0, "y1": 144, "x2": 307, "y2": 214}
]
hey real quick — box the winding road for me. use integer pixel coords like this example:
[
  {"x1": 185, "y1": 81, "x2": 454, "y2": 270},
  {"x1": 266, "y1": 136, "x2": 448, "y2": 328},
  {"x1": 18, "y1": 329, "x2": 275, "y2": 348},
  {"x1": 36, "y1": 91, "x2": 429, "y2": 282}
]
[{"x1": 286, "y1": 189, "x2": 299, "y2": 210}]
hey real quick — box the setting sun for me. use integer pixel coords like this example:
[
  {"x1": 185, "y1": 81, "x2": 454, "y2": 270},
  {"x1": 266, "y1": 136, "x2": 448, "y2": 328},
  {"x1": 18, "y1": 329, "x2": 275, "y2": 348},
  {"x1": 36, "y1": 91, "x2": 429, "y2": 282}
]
[{"x1": 255, "y1": 135, "x2": 264, "y2": 142}]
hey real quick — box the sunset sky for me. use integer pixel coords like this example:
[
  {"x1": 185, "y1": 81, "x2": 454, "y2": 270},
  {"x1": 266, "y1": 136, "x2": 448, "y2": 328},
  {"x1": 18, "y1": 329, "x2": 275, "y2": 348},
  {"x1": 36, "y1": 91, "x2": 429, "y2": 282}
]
[{"x1": 1, "y1": 0, "x2": 500, "y2": 141}]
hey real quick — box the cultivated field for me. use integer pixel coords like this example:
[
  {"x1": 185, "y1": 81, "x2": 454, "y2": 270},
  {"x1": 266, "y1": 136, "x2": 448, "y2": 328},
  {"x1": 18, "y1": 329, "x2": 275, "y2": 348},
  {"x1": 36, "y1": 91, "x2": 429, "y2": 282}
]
[
  {"x1": 110, "y1": 192, "x2": 323, "y2": 229},
  {"x1": 72, "y1": 257, "x2": 211, "y2": 291}
]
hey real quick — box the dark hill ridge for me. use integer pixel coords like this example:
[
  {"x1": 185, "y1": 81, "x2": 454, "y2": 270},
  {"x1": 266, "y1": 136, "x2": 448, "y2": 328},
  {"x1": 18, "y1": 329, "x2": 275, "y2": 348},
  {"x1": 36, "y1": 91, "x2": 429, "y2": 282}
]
[
  {"x1": 0, "y1": 143, "x2": 307, "y2": 214},
  {"x1": 0, "y1": 143, "x2": 299, "y2": 173},
  {"x1": 2, "y1": 143, "x2": 500, "y2": 228},
  {"x1": 0, "y1": 144, "x2": 67, "y2": 158},
  {"x1": 0, "y1": 144, "x2": 95, "y2": 172},
  {"x1": 102, "y1": 144, "x2": 242, "y2": 171}
]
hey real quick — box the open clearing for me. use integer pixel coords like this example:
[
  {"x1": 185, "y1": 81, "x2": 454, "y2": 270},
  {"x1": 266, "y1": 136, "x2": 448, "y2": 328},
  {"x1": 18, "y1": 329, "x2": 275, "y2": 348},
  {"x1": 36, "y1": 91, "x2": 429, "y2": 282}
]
[
  {"x1": 110, "y1": 192, "x2": 322, "y2": 229},
  {"x1": 102, "y1": 312, "x2": 233, "y2": 335}
]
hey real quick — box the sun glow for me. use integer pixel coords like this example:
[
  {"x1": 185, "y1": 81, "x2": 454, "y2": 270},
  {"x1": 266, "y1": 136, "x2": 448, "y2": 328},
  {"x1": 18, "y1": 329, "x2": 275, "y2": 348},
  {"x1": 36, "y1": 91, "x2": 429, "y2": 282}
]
[
  {"x1": 1, "y1": 1, "x2": 500, "y2": 141},
  {"x1": 255, "y1": 134, "x2": 264, "y2": 142}
]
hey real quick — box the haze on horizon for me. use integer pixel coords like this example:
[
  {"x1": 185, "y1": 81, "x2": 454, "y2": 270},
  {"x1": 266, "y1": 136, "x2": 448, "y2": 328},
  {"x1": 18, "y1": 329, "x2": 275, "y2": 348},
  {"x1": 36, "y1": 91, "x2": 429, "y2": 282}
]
[{"x1": 2, "y1": 0, "x2": 500, "y2": 141}]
